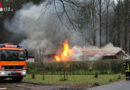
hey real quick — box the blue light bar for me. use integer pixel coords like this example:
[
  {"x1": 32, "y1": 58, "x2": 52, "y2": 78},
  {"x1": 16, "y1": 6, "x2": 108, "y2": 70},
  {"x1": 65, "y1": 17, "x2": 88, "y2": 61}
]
[
  {"x1": 0, "y1": 44, "x2": 5, "y2": 47},
  {"x1": 17, "y1": 45, "x2": 23, "y2": 48}
]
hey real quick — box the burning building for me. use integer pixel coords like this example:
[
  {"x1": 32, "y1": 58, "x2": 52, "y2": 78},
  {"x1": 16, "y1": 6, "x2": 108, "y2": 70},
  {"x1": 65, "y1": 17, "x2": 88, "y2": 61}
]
[{"x1": 43, "y1": 42, "x2": 129, "y2": 62}]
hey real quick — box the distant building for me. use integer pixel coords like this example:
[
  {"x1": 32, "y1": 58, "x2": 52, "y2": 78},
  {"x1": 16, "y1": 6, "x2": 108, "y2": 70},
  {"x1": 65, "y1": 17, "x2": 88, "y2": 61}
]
[
  {"x1": 33, "y1": 44, "x2": 129, "y2": 62},
  {"x1": 82, "y1": 49, "x2": 128, "y2": 60}
]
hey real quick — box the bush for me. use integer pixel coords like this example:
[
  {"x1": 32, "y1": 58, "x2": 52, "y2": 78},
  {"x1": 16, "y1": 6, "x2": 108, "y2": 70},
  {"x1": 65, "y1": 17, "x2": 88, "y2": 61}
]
[{"x1": 26, "y1": 59, "x2": 124, "y2": 75}]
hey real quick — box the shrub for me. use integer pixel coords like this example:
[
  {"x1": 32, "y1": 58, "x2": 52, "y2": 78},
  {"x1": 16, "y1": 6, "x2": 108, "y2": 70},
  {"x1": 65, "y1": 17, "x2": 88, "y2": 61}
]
[{"x1": 27, "y1": 59, "x2": 124, "y2": 75}]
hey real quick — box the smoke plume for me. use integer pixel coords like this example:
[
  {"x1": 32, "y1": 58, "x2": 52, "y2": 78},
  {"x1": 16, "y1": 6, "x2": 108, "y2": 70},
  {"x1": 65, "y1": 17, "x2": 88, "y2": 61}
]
[{"x1": 4, "y1": 1, "x2": 83, "y2": 54}]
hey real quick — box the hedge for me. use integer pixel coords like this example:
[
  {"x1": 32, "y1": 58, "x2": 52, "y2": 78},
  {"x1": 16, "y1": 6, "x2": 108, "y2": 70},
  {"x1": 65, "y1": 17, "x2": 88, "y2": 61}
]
[{"x1": 27, "y1": 59, "x2": 124, "y2": 75}]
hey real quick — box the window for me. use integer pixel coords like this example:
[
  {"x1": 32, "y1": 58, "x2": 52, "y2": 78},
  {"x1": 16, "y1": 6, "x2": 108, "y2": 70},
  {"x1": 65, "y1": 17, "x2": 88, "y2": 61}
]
[{"x1": 0, "y1": 50, "x2": 25, "y2": 61}]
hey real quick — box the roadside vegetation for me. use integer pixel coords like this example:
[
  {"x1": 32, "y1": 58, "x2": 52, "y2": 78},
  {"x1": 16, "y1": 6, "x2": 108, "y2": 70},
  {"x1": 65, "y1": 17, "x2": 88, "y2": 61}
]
[
  {"x1": 27, "y1": 59, "x2": 124, "y2": 74},
  {"x1": 23, "y1": 74, "x2": 125, "y2": 85},
  {"x1": 24, "y1": 59, "x2": 125, "y2": 86}
]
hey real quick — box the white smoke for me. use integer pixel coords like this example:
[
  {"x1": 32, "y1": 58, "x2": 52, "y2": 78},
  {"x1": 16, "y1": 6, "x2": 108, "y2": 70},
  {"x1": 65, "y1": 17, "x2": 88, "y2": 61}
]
[
  {"x1": 101, "y1": 43, "x2": 121, "y2": 52},
  {"x1": 4, "y1": 1, "x2": 84, "y2": 54},
  {"x1": 71, "y1": 43, "x2": 127, "y2": 61},
  {"x1": 71, "y1": 46, "x2": 83, "y2": 58}
]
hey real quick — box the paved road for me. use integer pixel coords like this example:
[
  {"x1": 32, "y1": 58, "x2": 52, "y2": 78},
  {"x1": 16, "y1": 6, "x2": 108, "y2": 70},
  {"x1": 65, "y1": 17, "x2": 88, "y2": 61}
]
[
  {"x1": 88, "y1": 80, "x2": 130, "y2": 90},
  {"x1": 0, "y1": 80, "x2": 86, "y2": 90},
  {"x1": 2, "y1": 80, "x2": 130, "y2": 90}
]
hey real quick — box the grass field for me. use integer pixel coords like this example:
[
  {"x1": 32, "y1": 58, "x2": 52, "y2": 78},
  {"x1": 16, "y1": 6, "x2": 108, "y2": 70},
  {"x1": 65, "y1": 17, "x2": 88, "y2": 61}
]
[{"x1": 23, "y1": 74, "x2": 125, "y2": 85}]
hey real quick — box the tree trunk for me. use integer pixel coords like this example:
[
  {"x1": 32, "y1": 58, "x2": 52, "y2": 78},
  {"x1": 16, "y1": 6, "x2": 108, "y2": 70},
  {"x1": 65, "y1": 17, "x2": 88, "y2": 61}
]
[
  {"x1": 106, "y1": 4, "x2": 109, "y2": 44},
  {"x1": 99, "y1": 0, "x2": 102, "y2": 47},
  {"x1": 124, "y1": 0, "x2": 129, "y2": 53}
]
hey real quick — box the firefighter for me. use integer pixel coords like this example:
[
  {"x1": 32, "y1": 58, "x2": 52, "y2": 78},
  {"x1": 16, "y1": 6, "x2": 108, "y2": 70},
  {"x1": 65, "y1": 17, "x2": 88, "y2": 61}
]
[{"x1": 124, "y1": 59, "x2": 130, "y2": 80}]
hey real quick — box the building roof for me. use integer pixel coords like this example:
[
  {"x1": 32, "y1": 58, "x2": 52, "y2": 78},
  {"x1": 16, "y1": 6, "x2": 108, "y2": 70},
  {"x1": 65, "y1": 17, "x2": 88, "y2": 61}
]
[
  {"x1": 82, "y1": 49, "x2": 122, "y2": 56},
  {"x1": 73, "y1": 43, "x2": 125, "y2": 57}
]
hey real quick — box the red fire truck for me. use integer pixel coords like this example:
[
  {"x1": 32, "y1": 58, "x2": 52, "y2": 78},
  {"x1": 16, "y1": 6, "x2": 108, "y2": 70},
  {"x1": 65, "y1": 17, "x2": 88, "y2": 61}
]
[{"x1": 0, "y1": 44, "x2": 28, "y2": 82}]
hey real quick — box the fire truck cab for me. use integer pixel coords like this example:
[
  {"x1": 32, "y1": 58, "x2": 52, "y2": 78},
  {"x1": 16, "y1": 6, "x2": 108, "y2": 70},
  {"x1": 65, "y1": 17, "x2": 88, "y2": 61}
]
[{"x1": 0, "y1": 44, "x2": 28, "y2": 82}]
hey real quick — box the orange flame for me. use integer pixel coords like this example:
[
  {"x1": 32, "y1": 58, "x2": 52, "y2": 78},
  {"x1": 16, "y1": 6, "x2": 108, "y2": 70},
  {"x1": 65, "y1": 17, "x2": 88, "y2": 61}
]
[
  {"x1": 54, "y1": 56, "x2": 60, "y2": 62},
  {"x1": 54, "y1": 40, "x2": 71, "y2": 62}
]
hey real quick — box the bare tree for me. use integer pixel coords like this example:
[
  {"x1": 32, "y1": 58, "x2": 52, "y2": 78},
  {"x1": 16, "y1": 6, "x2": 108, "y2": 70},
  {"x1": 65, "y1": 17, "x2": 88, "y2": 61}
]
[
  {"x1": 105, "y1": 0, "x2": 110, "y2": 44},
  {"x1": 98, "y1": 0, "x2": 102, "y2": 47}
]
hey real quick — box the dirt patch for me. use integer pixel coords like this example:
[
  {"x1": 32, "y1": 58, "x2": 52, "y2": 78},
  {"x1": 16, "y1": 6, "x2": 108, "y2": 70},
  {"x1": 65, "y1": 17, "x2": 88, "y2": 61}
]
[{"x1": 7, "y1": 82, "x2": 88, "y2": 90}]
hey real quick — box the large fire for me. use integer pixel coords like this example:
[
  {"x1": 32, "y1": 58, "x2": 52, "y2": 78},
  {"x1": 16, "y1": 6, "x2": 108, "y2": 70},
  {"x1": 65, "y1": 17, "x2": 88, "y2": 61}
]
[{"x1": 54, "y1": 40, "x2": 71, "y2": 62}]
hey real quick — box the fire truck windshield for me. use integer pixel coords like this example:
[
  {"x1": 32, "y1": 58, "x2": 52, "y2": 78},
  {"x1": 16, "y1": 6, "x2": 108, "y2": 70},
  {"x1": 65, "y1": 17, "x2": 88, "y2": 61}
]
[{"x1": 0, "y1": 50, "x2": 25, "y2": 61}]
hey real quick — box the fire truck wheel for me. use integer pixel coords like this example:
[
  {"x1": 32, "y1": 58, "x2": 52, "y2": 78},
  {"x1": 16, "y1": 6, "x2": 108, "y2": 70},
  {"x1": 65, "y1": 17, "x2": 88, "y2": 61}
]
[{"x1": 12, "y1": 76, "x2": 23, "y2": 82}]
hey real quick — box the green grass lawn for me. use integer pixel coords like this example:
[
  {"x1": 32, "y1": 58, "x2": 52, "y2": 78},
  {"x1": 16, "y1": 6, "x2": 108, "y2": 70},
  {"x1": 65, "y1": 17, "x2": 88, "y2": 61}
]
[{"x1": 23, "y1": 74, "x2": 125, "y2": 85}]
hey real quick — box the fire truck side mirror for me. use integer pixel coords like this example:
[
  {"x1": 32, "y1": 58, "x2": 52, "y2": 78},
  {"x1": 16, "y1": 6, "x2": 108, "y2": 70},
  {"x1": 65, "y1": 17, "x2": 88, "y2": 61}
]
[{"x1": 25, "y1": 49, "x2": 28, "y2": 60}]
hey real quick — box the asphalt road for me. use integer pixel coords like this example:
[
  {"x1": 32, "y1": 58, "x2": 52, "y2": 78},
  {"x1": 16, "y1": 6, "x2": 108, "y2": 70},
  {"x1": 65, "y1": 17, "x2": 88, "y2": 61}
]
[
  {"x1": 88, "y1": 80, "x2": 130, "y2": 90},
  {"x1": 6, "y1": 81, "x2": 86, "y2": 90},
  {"x1": 1, "y1": 80, "x2": 130, "y2": 90}
]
